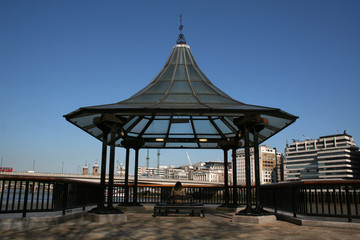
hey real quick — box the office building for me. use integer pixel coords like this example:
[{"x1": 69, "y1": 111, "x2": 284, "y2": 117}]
[{"x1": 285, "y1": 132, "x2": 360, "y2": 181}]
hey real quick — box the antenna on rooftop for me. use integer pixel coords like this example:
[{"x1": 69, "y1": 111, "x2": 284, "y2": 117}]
[
  {"x1": 177, "y1": 14, "x2": 186, "y2": 44},
  {"x1": 146, "y1": 149, "x2": 150, "y2": 178},
  {"x1": 157, "y1": 149, "x2": 161, "y2": 176}
]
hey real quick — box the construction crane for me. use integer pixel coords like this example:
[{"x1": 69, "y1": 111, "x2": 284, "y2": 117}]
[{"x1": 186, "y1": 151, "x2": 194, "y2": 170}]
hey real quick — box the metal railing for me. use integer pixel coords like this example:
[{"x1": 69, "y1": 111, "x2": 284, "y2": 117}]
[
  {"x1": 1, "y1": 175, "x2": 359, "y2": 222},
  {"x1": 260, "y1": 180, "x2": 360, "y2": 222},
  {"x1": 0, "y1": 175, "x2": 100, "y2": 217}
]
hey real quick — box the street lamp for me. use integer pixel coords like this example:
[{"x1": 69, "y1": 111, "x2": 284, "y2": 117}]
[{"x1": 33, "y1": 160, "x2": 36, "y2": 172}]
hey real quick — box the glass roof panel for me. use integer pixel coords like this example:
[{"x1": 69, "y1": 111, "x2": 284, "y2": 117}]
[
  {"x1": 186, "y1": 65, "x2": 201, "y2": 81},
  {"x1": 123, "y1": 116, "x2": 139, "y2": 130},
  {"x1": 170, "y1": 48, "x2": 178, "y2": 64},
  {"x1": 126, "y1": 94, "x2": 163, "y2": 103},
  {"x1": 168, "y1": 134, "x2": 195, "y2": 138},
  {"x1": 222, "y1": 117, "x2": 238, "y2": 131},
  {"x1": 71, "y1": 114, "x2": 101, "y2": 127},
  {"x1": 165, "y1": 142, "x2": 198, "y2": 148},
  {"x1": 88, "y1": 127, "x2": 102, "y2": 137},
  {"x1": 130, "y1": 118, "x2": 149, "y2": 133},
  {"x1": 162, "y1": 94, "x2": 198, "y2": 103},
  {"x1": 178, "y1": 49, "x2": 184, "y2": 64},
  {"x1": 145, "y1": 120, "x2": 170, "y2": 134},
  {"x1": 197, "y1": 94, "x2": 236, "y2": 104},
  {"x1": 144, "y1": 142, "x2": 165, "y2": 148},
  {"x1": 159, "y1": 65, "x2": 175, "y2": 80},
  {"x1": 259, "y1": 128, "x2": 274, "y2": 139},
  {"x1": 174, "y1": 65, "x2": 187, "y2": 80},
  {"x1": 145, "y1": 81, "x2": 171, "y2": 94},
  {"x1": 169, "y1": 81, "x2": 192, "y2": 93},
  {"x1": 169, "y1": 122, "x2": 193, "y2": 134},
  {"x1": 191, "y1": 82, "x2": 217, "y2": 94},
  {"x1": 261, "y1": 114, "x2": 293, "y2": 129},
  {"x1": 141, "y1": 134, "x2": 166, "y2": 138},
  {"x1": 199, "y1": 143, "x2": 218, "y2": 148},
  {"x1": 184, "y1": 49, "x2": 193, "y2": 65},
  {"x1": 197, "y1": 135, "x2": 220, "y2": 138},
  {"x1": 213, "y1": 118, "x2": 233, "y2": 134},
  {"x1": 193, "y1": 120, "x2": 218, "y2": 134}
]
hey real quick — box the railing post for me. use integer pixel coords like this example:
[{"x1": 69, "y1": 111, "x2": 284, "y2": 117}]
[
  {"x1": 292, "y1": 186, "x2": 297, "y2": 218},
  {"x1": 273, "y1": 187, "x2": 277, "y2": 213},
  {"x1": 345, "y1": 185, "x2": 352, "y2": 222},
  {"x1": 62, "y1": 183, "x2": 68, "y2": 216},
  {"x1": 22, "y1": 181, "x2": 29, "y2": 218}
]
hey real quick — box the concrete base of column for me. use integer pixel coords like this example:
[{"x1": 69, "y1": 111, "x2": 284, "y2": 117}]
[
  {"x1": 84, "y1": 212, "x2": 127, "y2": 223},
  {"x1": 232, "y1": 214, "x2": 276, "y2": 224}
]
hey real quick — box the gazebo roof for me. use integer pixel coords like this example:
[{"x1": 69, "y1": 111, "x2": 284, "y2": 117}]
[{"x1": 64, "y1": 31, "x2": 297, "y2": 149}]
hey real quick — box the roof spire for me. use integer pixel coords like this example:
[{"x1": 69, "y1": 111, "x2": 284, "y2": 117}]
[{"x1": 177, "y1": 14, "x2": 186, "y2": 44}]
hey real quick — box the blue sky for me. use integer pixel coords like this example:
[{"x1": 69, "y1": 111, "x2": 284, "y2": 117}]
[{"x1": 1, "y1": 1, "x2": 359, "y2": 174}]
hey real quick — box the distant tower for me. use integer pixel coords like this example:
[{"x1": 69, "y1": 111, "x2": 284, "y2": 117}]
[
  {"x1": 93, "y1": 162, "x2": 99, "y2": 175},
  {"x1": 146, "y1": 149, "x2": 150, "y2": 178},
  {"x1": 82, "y1": 164, "x2": 88, "y2": 175},
  {"x1": 157, "y1": 149, "x2": 161, "y2": 176}
]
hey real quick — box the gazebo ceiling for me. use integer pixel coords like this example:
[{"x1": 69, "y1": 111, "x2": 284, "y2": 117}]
[{"x1": 64, "y1": 32, "x2": 297, "y2": 149}]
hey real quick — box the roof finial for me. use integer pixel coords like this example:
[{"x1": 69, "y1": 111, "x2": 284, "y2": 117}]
[{"x1": 177, "y1": 14, "x2": 186, "y2": 44}]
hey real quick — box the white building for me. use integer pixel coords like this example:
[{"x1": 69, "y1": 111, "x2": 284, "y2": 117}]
[
  {"x1": 192, "y1": 161, "x2": 229, "y2": 183},
  {"x1": 285, "y1": 132, "x2": 360, "y2": 181}
]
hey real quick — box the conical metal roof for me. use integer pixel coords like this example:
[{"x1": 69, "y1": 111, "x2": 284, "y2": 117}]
[{"x1": 65, "y1": 38, "x2": 297, "y2": 149}]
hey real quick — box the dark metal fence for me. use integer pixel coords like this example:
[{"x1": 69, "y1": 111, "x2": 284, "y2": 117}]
[
  {"x1": 1, "y1": 175, "x2": 359, "y2": 222},
  {"x1": 260, "y1": 180, "x2": 360, "y2": 222},
  {"x1": 110, "y1": 185, "x2": 253, "y2": 204},
  {"x1": 0, "y1": 175, "x2": 100, "y2": 217}
]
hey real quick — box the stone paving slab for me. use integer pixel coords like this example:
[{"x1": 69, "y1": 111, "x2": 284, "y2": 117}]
[{"x1": 1, "y1": 211, "x2": 360, "y2": 240}]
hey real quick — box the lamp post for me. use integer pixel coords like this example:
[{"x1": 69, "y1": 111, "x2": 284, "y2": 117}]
[
  {"x1": 33, "y1": 160, "x2": 36, "y2": 172},
  {"x1": 1, "y1": 157, "x2": 3, "y2": 168}
]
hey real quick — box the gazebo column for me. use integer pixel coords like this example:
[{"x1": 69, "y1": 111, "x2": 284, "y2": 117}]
[
  {"x1": 243, "y1": 126, "x2": 252, "y2": 213},
  {"x1": 218, "y1": 138, "x2": 241, "y2": 207},
  {"x1": 232, "y1": 147, "x2": 238, "y2": 206},
  {"x1": 223, "y1": 148, "x2": 230, "y2": 206},
  {"x1": 133, "y1": 147, "x2": 140, "y2": 205},
  {"x1": 98, "y1": 129, "x2": 109, "y2": 209},
  {"x1": 234, "y1": 115, "x2": 269, "y2": 216},
  {"x1": 253, "y1": 128, "x2": 261, "y2": 211},
  {"x1": 107, "y1": 127, "x2": 116, "y2": 208},
  {"x1": 120, "y1": 138, "x2": 144, "y2": 206},
  {"x1": 124, "y1": 147, "x2": 130, "y2": 204},
  {"x1": 252, "y1": 118, "x2": 268, "y2": 213}
]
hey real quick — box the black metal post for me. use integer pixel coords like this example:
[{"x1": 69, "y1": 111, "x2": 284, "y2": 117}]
[
  {"x1": 223, "y1": 148, "x2": 230, "y2": 206},
  {"x1": 244, "y1": 127, "x2": 252, "y2": 213},
  {"x1": 108, "y1": 128, "x2": 116, "y2": 208},
  {"x1": 124, "y1": 147, "x2": 130, "y2": 204},
  {"x1": 99, "y1": 130, "x2": 108, "y2": 209},
  {"x1": 274, "y1": 147, "x2": 278, "y2": 183},
  {"x1": 232, "y1": 148, "x2": 238, "y2": 206},
  {"x1": 22, "y1": 181, "x2": 29, "y2": 217},
  {"x1": 253, "y1": 129, "x2": 262, "y2": 211},
  {"x1": 133, "y1": 148, "x2": 140, "y2": 204}
]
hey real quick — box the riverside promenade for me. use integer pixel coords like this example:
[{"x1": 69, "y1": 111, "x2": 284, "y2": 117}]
[{"x1": 1, "y1": 207, "x2": 360, "y2": 240}]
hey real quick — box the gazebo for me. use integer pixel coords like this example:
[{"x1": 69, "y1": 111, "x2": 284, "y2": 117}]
[{"x1": 64, "y1": 17, "x2": 297, "y2": 215}]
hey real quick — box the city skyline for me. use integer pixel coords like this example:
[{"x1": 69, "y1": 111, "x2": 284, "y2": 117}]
[{"x1": 1, "y1": 1, "x2": 359, "y2": 173}]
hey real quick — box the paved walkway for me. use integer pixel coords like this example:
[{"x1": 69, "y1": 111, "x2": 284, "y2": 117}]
[{"x1": 1, "y1": 210, "x2": 360, "y2": 240}]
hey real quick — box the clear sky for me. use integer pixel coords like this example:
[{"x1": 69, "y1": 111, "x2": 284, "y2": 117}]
[{"x1": 1, "y1": 0, "x2": 359, "y2": 174}]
